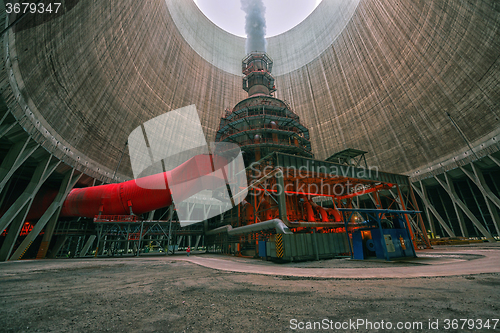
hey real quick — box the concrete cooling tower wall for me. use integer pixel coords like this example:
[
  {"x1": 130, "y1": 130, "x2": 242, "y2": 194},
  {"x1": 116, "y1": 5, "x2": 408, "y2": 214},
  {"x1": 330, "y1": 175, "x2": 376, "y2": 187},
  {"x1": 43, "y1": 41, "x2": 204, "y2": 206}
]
[{"x1": 0, "y1": 0, "x2": 499, "y2": 260}]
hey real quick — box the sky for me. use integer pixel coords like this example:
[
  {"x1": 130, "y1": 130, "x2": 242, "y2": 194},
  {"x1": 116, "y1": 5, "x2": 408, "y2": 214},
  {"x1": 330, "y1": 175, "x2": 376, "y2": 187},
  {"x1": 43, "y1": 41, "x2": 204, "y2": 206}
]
[{"x1": 194, "y1": 0, "x2": 322, "y2": 37}]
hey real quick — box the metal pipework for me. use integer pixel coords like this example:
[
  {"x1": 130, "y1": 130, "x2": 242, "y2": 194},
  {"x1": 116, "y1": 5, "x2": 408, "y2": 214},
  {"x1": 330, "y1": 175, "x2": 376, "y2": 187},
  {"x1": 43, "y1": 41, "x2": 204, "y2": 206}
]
[{"x1": 206, "y1": 218, "x2": 293, "y2": 236}]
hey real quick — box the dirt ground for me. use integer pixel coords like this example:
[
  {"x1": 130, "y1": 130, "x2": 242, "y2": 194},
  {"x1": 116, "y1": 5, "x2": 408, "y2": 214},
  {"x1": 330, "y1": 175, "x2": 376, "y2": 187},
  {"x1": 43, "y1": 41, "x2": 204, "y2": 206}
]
[{"x1": 0, "y1": 247, "x2": 499, "y2": 333}]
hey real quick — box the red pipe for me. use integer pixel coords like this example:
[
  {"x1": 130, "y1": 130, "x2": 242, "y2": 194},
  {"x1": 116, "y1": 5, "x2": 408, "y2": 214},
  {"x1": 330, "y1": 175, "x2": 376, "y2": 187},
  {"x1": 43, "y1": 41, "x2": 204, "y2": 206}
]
[
  {"x1": 300, "y1": 195, "x2": 316, "y2": 222},
  {"x1": 59, "y1": 154, "x2": 225, "y2": 218},
  {"x1": 242, "y1": 200, "x2": 254, "y2": 224},
  {"x1": 324, "y1": 207, "x2": 342, "y2": 222},
  {"x1": 258, "y1": 197, "x2": 273, "y2": 221},
  {"x1": 310, "y1": 200, "x2": 329, "y2": 222}
]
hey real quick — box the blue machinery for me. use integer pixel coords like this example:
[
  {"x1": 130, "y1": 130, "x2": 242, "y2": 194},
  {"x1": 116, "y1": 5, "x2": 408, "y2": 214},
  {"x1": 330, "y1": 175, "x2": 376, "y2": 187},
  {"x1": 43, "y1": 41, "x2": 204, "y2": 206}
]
[{"x1": 340, "y1": 208, "x2": 419, "y2": 261}]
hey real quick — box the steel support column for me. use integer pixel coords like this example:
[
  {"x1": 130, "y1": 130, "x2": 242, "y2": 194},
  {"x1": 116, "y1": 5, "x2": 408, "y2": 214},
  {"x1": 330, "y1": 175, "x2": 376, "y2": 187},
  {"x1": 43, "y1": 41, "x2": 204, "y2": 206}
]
[
  {"x1": 395, "y1": 185, "x2": 417, "y2": 248},
  {"x1": 411, "y1": 183, "x2": 455, "y2": 237},
  {"x1": 407, "y1": 183, "x2": 432, "y2": 248},
  {"x1": 434, "y1": 174, "x2": 495, "y2": 242},
  {"x1": 390, "y1": 187, "x2": 431, "y2": 248}
]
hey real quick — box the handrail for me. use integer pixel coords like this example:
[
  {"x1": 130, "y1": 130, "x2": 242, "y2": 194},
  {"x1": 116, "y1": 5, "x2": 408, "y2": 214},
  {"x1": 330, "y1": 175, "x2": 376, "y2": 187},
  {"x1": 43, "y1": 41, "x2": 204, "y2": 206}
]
[
  {"x1": 219, "y1": 124, "x2": 306, "y2": 142},
  {"x1": 221, "y1": 109, "x2": 301, "y2": 126},
  {"x1": 94, "y1": 215, "x2": 138, "y2": 223},
  {"x1": 236, "y1": 137, "x2": 311, "y2": 151}
]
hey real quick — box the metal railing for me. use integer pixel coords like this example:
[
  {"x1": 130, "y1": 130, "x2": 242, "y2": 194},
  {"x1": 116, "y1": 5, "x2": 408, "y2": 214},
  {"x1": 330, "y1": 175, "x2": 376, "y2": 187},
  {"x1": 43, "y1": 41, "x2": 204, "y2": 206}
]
[
  {"x1": 93, "y1": 215, "x2": 138, "y2": 223},
  {"x1": 219, "y1": 123, "x2": 306, "y2": 142},
  {"x1": 237, "y1": 137, "x2": 311, "y2": 152}
]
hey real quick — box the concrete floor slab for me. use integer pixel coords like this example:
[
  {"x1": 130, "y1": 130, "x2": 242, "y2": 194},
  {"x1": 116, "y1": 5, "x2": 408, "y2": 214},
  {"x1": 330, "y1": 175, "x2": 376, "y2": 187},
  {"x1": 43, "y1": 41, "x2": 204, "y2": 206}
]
[{"x1": 173, "y1": 245, "x2": 500, "y2": 279}]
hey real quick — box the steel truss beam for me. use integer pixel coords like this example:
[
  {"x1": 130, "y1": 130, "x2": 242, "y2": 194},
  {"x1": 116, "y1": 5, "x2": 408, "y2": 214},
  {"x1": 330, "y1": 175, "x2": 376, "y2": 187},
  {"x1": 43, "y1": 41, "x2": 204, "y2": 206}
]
[
  {"x1": 434, "y1": 174, "x2": 495, "y2": 242},
  {"x1": 389, "y1": 190, "x2": 420, "y2": 233},
  {"x1": 404, "y1": 183, "x2": 432, "y2": 249},
  {"x1": 388, "y1": 185, "x2": 430, "y2": 249}
]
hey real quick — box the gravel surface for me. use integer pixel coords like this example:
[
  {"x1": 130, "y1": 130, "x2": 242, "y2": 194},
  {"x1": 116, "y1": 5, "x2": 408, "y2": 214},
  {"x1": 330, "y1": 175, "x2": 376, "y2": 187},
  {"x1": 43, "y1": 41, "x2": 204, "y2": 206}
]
[{"x1": 0, "y1": 249, "x2": 499, "y2": 333}]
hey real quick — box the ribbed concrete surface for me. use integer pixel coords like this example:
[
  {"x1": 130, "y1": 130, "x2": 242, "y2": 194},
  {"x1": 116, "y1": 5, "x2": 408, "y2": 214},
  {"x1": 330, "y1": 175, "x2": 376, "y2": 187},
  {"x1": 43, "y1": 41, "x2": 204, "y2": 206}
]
[{"x1": 2, "y1": 0, "x2": 499, "y2": 179}]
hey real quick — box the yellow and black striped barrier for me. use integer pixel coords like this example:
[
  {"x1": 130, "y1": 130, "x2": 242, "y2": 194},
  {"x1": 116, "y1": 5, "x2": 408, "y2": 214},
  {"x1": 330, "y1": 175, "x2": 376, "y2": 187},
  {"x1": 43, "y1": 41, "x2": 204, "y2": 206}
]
[{"x1": 276, "y1": 234, "x2": 284, "y2": 258}]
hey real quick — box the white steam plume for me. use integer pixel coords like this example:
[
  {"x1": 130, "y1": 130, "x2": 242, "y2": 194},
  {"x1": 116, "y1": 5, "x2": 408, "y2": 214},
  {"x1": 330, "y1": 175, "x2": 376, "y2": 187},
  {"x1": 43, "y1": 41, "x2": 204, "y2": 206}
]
[{"x1": 241, "y1": 0, "x2": 267, "y2": 53}]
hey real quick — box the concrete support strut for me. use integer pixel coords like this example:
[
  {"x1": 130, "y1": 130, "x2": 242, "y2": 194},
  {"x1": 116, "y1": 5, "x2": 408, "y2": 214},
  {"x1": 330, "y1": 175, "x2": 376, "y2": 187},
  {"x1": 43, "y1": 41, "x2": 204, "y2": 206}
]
[
  {"x1": 460, "y1": 163, "x2": 500, "y2": 236},
  {"x1": 0, "y1": 137, "x2": 39, "y2": 192},
  {"x1": 0, "y1": 156, "x2": 60, "y2": 261},
  {"x1": 79, "y1": 235, "x2": 96, "y2": 257},
  {"x1": 11, "y1": 168, "x2": 82, "y2": 260},
  {"x1": 434, "y1": 174, "x2": 495, "y2": 242},
  {"x1": 411, "y1": 183, "x2": 455, "y2": 238},
  {"x1": 419, "y1": 181, "x2": 436, "y2": 236}
]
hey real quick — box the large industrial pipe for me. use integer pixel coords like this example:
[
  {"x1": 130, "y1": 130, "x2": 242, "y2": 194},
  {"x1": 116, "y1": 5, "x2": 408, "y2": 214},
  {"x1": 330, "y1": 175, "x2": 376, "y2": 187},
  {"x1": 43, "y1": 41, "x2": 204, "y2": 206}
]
[
  {"x1": 301, "y1": 196, "x2": 316, "y2": 222},
  {"x1": 241, "y1": 200, "x2": 254, "y2": 223},
  {"x1": 21, "y1": 154, "x2": 225, "y2": 220},
  {"x1": 324, "y1": 207, "x2": 342, "y2": 222},
  {"x1": 258, "y1": 197, "x2": 273, "y2": 221},
  {"x1": 61, "y1": 154, "x2": 224, "y2": 218},
  {"x1": 310, "y1": 200, "x2": 329, "y2": 222},
  {"x1": 206, "y1": 219, "x2": 293, "y2": 236}
]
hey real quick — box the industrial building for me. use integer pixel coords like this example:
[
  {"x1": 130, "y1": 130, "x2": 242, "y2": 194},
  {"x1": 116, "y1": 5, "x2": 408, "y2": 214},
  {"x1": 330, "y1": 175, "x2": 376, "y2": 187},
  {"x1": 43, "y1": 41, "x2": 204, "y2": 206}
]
[{"x1": 0, "y1": 0, "x2": 499, "y2": 262}]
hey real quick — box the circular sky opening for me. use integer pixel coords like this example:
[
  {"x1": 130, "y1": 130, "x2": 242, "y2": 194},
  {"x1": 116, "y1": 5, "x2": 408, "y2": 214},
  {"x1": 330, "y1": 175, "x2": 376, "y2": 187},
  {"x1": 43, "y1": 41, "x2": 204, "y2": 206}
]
[{"x1": 194, "y1": 0, "x2": 323, "y2": 38}]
